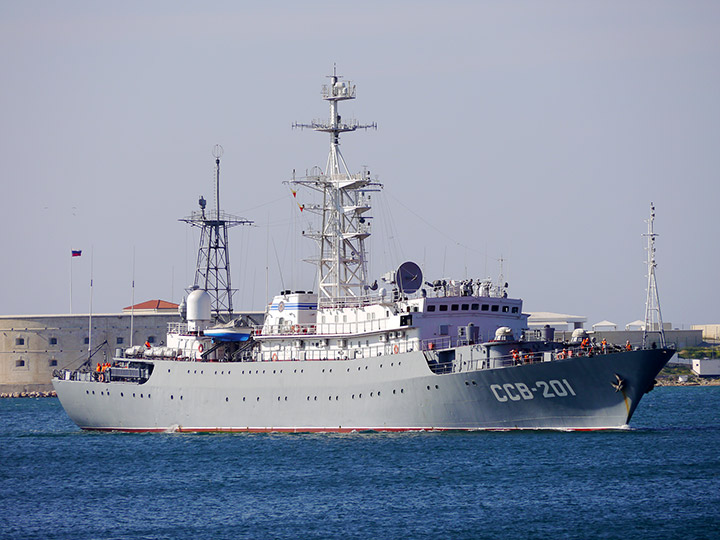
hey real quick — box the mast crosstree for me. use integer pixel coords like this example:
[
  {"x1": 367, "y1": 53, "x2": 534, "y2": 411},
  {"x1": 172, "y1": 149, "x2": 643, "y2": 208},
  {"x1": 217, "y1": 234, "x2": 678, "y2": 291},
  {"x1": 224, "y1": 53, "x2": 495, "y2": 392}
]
[{"x1": 290, "y1": 69, "x2": 381, "y2": 302}]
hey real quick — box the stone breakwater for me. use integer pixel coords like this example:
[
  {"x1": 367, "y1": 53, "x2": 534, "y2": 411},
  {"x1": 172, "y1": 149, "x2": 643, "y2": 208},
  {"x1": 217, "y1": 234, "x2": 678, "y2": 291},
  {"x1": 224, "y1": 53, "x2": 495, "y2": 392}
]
[{"x1": 1, "y1": 391, "x2": 57, "y2": 398}]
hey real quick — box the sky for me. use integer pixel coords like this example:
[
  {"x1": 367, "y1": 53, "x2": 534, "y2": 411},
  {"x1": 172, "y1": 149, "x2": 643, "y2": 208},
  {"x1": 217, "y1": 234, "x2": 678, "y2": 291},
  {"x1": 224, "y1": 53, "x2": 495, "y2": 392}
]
[{"x1": 1, "y1": 1, "x2": 718, "y2": 329}]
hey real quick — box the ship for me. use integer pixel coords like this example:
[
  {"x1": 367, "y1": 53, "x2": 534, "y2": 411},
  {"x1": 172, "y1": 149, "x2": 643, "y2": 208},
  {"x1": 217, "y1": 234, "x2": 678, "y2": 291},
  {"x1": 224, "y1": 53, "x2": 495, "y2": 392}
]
[{"x1": 53, "y1": 71, "x2": 673, "y2": 432}]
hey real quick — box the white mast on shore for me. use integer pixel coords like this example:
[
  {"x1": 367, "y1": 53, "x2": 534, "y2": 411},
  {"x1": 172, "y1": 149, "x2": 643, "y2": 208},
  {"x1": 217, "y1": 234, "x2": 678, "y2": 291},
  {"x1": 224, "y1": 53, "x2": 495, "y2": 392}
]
[
  {"x1": 642, "y1": 202, "x2": 666, "y2": 349},
  {"x1": 290, "y1": 67, "x2": 381, "y2": 302}
]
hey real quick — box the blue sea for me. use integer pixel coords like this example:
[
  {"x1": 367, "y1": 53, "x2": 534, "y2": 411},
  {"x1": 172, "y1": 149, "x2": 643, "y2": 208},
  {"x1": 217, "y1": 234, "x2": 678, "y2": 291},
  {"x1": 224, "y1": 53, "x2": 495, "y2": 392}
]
[{"x1": 1, "y1": 387, "x2": 719, "y2": 540}]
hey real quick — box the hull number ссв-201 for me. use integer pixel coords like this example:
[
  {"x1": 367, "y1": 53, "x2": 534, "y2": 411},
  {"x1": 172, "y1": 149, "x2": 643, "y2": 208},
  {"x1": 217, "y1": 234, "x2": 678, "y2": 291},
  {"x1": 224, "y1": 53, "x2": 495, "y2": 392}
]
[{"x1": 490, "y1": 379, "x2": 576, "y2": 402}]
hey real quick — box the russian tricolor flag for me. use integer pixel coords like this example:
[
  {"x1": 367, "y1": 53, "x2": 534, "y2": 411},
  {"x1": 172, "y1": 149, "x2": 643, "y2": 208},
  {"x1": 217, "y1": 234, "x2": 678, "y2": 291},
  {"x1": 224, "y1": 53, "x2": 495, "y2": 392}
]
[{"x1": 71, "y1": 250, "x2": 82, "y2": 257}]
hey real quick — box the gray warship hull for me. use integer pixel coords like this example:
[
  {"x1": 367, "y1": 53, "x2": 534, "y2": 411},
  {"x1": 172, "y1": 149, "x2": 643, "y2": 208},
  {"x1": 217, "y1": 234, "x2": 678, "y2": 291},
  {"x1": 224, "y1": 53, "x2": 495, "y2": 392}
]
[{"x1": 53, "y1": 346, "x2": 672, "y2": 432}]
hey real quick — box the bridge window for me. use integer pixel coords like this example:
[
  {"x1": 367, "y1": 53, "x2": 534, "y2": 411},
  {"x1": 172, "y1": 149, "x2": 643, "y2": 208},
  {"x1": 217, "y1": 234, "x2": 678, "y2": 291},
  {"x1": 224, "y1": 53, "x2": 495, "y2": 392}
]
[
  {"x1": 439, "y1": 305, "x2": 448, "y2": 312},
  {"x1": 451, "y1": 305, "x2": 459, "y2": 311},
  {"x1": 491, "y1": 305, "x2": 499, "y2": 312},
  {"x1": 503, "y1": 306, "x2": 509, "y2": 313},
  {"x1": 471, "y1": 304, "x2": 479, "y2": 310},
  {"x1": 427, "y1": 305, "x2": 436, "y2": 312},
  {"x1": 481, "y1": 304, "x2": 489, "y2": 311},
  {"x1": 461, "y1": 304, "x2": 469, "y2": 311},
  {"x1": 512, "y1": 307, "x2": 519, "y2": 313}
]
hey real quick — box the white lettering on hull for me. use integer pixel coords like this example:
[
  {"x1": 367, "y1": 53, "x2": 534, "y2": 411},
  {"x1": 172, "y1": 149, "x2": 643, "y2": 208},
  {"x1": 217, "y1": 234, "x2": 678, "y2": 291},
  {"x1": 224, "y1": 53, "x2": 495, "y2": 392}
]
[{"x1": 490, "y1": 379, "x2": 576, "y2": 402}]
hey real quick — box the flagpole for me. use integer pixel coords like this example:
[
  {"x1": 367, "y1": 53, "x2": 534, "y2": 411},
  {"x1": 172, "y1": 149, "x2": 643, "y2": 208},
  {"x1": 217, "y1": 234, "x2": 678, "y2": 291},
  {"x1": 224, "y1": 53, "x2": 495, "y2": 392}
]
[
  {"x1": 130, "y1": 246, "x2": 135, "y2": 347},
  {"x1": 88, "y1": 248, "x2": 94, "y2": 361},
  {"x1": 70, "y1": 250, "x2": 73, "y2": 314}
]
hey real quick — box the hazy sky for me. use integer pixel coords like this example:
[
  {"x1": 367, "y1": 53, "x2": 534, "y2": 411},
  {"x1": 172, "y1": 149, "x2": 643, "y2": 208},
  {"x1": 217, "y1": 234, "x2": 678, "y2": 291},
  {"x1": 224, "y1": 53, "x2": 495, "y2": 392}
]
[{"x1": 1, "y1": 1, "x2": 718, "y2": 329}]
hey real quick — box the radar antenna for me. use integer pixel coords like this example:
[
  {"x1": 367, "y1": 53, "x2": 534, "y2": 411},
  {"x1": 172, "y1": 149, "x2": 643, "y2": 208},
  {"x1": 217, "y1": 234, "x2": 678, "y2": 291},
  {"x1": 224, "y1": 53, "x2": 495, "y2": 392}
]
[
  {"x1": 180, "y1": 146, "x2": 253, "y2": 321},
  {"x1": 642, "y1": 202, "x2": 666, "y2": 348}
]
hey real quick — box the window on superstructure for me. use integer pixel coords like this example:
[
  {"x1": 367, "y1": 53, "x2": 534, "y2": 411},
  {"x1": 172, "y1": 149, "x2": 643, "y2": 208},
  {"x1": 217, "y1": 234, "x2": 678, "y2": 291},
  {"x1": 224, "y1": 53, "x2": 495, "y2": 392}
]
[
  {"x1": 451, "y1": 305, "x2": 459, "y2": 311},
  {"x1": 502, "y1": 306, "x2": 509, "y2": 313},
  {"x1": 49, "y1": 359, "x2": 57, "y2": 367},
  {"x1": 148, "y1": 336, "x2": 156, "y2": 344},
  {"x1": 461, "y1": 304, "x2": 469, "y2": 311},
  {"x1": 491, "y1": 305, "x2": 499, "y2": 312},
  {"x1": 49, "y1": 337, "x2": 58, "y2": 345},
  {"x1": 471, "y1": 304, "x2": 479, "y2": 310},
  {"x1": 482, "y1": 304, "x2": 489, "y2": 311},
  {"x1": 439, "y1": 325, "x2": 449, "y2": 335},
  {"x1": 15, "y1": 359, "x2": 25, "y2": 367},
  {"x1": 512, "y1": 307, "x2": 519, "y2": 313},
  {"x1": 15, "y1": 337, "x2": 24, "y2": 346},
  {"x1": 427, "y1": 305, "x2": 436, "y2": 312},
  {"x1": 439, "y1": 305, "x2": 448, "y2": 312},
  {"x1": 84, "y1": 337, "x2": 90, "y2": 344},
  {"x1": 116, "y1": 337, "x2": 124, "y2": 344}
]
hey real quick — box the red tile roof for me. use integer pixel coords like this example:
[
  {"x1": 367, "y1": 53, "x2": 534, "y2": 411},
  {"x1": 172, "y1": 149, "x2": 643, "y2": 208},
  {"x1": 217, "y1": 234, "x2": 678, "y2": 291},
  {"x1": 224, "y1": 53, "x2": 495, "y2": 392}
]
[{"x1": 122, "y1": 300, "x2": 179, "y2": 312}]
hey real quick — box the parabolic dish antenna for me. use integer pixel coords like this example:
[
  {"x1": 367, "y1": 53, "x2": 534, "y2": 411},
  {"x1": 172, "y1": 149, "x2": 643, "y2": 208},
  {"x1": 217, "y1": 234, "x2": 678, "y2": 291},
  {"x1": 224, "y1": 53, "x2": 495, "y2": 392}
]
[{"x1": 395, "y1": 261, "x2": 423, "y2": 294}]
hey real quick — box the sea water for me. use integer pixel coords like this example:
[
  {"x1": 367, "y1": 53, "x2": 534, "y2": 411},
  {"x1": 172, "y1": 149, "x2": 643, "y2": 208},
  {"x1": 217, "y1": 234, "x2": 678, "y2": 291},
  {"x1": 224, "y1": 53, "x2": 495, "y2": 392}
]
[{"x1": 1, "y1": 387, "x2": 718, "y2": 540}]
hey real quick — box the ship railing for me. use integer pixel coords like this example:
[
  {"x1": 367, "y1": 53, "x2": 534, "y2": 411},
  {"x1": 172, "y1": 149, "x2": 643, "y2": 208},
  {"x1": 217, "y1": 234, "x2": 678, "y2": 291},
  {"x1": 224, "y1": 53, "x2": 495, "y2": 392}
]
[
  {"x1": 254, "y1": 338, "x2": 423, "y2": 362},
  {"x1": 168, "y1": 322, "x2": 189, "y2": 334}
]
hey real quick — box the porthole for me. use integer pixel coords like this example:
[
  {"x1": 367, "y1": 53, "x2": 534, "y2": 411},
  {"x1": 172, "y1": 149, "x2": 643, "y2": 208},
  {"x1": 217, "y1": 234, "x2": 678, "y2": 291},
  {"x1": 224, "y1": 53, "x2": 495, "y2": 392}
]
[
  {"x1": 335, "y1": 396, "x2": 339, "y2": 400},
  {"x1": 278, "y1": 396, "x2": 281, "y2": 401},
  {"x1": 168, "y1": 369, "x2": 171, "y2": 373},
  {"x1": 256, "y1": 397, "x2": 260, "y2": 401},
  {"x1": 91, "y1": 391, "x2": 95, "y2": 395},
  {"x1": 273, "y1": 370, "x2": 277, "y2": 374},
  {"x1": 243, "y1": 397, "x2": 246, "y2": 402},
  {"x1": 215, "y1": 371, "x2": 218, "y2": 375},
  {"x1": 194, "y1": 370, "x2": 197, "y2": 374},
  {"x1": 171, "y1": 395, "x2": 174, "y2": 400},
  {"x1": 435, "y1": 385, "x2": 439, "y2": 390},
  {"x1": 307, "y1": 396, "x2": 310, "y2": 401},
  {"x1": 86, "y1": 390, "x2": 89, "y2": 394},
  {"x1": 401, "y1": 389, "x2": 404, "y2": 393},
  {"x1": 370, "y1": 392, "x2": 374, "y2": 397},
  {"x1": 426, "y1": 386, "x2": 430, "y2": 390},
  {"x1": 226, "y1": 397, "x2": 229, "y2": 402},
  {"x1": 378, "y1": 391, "x2": 381, "y2": 396},
  {"x1": 465, "y1": 381, "x2": 470, "y2": 386},
  {"x1": 352, "y1": 394, "x2": 355, "y2": 399},
  {"x1": 285, "y1": 397, "x2": 288, "y2": 401},
  {"x1": 359, "y1": 393, "x2": 362, "y2": 398},
  {"x1": 180, "y1": 396, "x2": 183, "y2": 400},
  {"x1": 314, "y1": 396, "x2": 317, "y2": 401},
  {"x1": 101, "y1": 391, "x2": 104, "y2": 396},
  {"x1": 141, "y1": 394, "x2": 144, "y2": 398},
  {"x1": 121, "y1": 392, "x2": 124, "y2": 397},
  {"x1": 393, "y1": 389, "x2": 396, "y2": 394}
]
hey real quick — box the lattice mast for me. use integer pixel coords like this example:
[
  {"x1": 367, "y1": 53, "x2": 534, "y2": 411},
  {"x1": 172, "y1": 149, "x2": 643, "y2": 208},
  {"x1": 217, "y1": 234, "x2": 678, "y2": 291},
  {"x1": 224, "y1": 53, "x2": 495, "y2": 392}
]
[
  {"x1": 290, "y1": 69, "x2": 380, "y2": 301},
  {"x1": 180, "y1": 145, "x2": 253, "y2": 320},
  {"x1": 642, "y1": 202, "x2": 666, "y2": 348}
]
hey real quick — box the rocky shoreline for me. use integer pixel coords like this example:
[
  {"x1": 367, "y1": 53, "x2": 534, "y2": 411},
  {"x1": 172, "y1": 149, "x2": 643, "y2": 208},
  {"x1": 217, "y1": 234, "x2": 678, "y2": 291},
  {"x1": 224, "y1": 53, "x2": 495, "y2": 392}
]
[{"x1": 1, "y1": 391, "x2": 57, "y2": 398}]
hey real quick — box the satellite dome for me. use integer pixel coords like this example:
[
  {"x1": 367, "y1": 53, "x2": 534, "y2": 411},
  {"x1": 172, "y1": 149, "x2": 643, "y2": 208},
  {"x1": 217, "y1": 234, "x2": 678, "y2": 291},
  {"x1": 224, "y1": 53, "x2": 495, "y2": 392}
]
[{"x1": 187, "y1": 289, "x2": 212, "y2": 322}]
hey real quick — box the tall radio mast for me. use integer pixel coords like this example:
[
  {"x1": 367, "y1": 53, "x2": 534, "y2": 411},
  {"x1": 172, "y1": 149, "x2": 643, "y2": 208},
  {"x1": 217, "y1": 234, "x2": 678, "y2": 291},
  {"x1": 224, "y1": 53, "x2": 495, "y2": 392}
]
[
  {"x1": 289, "y1": 67, "x2": 381, "y2": 302},
  {"x1": 180, "y1": 145, "x2": 253, "y2": 321},
  {"x1": 642, "y1": 202, "x2": 666, "y2": 348}
]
